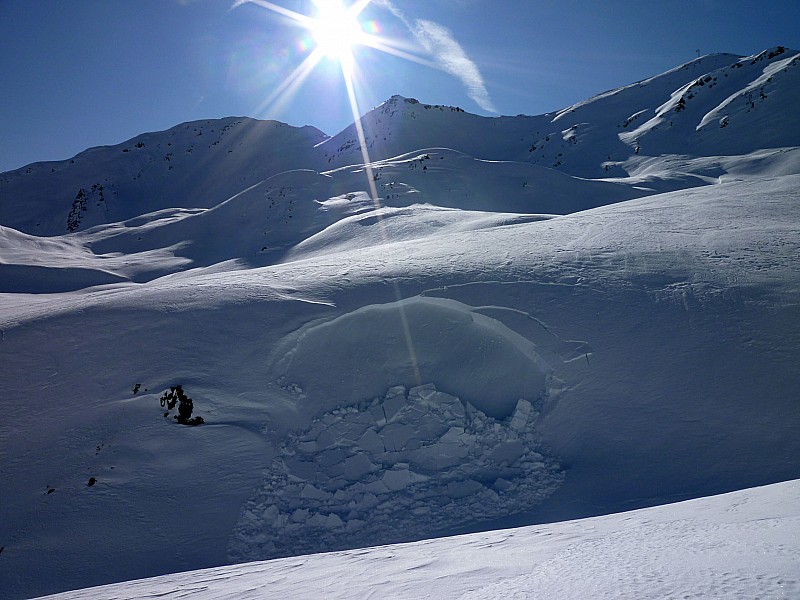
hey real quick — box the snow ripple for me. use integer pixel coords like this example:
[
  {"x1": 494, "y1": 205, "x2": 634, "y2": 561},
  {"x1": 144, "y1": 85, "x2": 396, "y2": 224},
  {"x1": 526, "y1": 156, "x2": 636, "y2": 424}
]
[{"x1": 228, "y1": 383, "x2": 564, "y2": 561}]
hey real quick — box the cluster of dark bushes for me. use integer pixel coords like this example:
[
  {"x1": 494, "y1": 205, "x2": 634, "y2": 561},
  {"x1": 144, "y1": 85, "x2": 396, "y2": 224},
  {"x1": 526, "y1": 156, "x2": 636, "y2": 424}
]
[{"x1": 160, "y1": 385, "x2": 204, "y2": 426}]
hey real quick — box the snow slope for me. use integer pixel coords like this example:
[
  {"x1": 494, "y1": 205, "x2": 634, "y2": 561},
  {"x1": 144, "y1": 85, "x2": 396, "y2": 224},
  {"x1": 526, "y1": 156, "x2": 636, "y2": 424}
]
[
  {"x1": 1, "y1": 47, "x2": 799, "y2": 598},
  {"x1": 37, "y1": 479, "x2": 800, "y2": 600},
  {"x1": 0, "y1": 118, "x2": 327, "y2": 236},
  {"x1": 3, "y1": 47, "x2": 799, "y2": 236},
  {"x1": 2, "y1": 174, "x2": 798, "y2": 598}
]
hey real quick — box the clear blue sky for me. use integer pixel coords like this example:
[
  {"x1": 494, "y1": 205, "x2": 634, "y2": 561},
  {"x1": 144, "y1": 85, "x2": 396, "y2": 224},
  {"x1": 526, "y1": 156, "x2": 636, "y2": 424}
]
[{"x1": 1, "y1": 0, "x2": 799, "y2": 173}]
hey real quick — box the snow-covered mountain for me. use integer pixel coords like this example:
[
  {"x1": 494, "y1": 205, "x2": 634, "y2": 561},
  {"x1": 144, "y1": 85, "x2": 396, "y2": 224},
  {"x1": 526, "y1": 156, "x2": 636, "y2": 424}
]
[
  {"x1": 1, "y1": 47, "x2": 799, "y2": 599},
  {"x1": 0, "y1": 118, "x2": 328, "y2": 236},
  {"x1": 321, "y1": 47, "x2": 800, "y2": 177},
  {"x1": 3, "y1": 47, "x2": 799, "y2": 237}
]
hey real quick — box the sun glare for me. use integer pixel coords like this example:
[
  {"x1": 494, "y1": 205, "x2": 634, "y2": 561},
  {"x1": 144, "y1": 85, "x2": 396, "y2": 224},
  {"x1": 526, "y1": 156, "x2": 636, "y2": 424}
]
[
  {"x1": 310, "y1": 0, "x2": 363, "y2": 65},
  {"x1": 233, "y1": 0, "x2": 426, "y2": 390}
]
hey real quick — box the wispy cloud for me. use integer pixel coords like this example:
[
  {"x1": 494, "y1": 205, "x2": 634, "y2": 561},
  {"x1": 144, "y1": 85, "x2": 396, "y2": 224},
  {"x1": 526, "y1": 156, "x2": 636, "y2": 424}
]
[{"x1": 376, "y1": 1, "x2": 496, "y2": 112}]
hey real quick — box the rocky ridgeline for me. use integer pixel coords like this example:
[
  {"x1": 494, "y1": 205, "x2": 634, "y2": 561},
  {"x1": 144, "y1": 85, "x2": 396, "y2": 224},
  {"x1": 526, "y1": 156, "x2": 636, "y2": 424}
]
[{"x1": 229, "y1": 383, "x2": 563, "y2": 561}]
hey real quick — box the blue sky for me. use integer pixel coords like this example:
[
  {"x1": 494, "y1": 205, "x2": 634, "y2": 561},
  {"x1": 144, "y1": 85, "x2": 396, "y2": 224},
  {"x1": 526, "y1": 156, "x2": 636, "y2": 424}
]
[{"x1": 1, "y1": 0, "x2": 799, "y2": 173}]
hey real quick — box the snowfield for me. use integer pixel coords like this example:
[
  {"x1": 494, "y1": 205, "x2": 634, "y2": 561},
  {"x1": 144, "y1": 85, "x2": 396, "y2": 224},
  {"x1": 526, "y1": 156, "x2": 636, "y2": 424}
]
[
  {"x1": 1, "y1": 47, "x2": 799, "y2": 598},
  {"x1": 37, "y1": 480, "x2": 800, "y2": 599}
]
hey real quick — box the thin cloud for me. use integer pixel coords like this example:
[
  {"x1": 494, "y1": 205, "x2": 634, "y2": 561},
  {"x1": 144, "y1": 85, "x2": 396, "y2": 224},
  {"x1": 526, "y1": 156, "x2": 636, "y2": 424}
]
[
  {"x1": 412, "y1": 20, "x2": 495, "y2": 112},
  {"x1": 376, "y1": 1, "x2": 496, "y2": 112}
]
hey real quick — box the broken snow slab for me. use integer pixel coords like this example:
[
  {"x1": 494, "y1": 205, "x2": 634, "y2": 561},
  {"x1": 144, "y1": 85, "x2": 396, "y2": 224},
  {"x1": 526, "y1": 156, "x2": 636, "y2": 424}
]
[{"x1": 228, "y1": 383, "x2": 563, "y2": 561}]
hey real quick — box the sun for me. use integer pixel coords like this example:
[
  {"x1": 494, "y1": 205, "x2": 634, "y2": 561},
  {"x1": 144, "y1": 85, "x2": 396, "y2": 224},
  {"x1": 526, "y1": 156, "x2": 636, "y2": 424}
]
[
  {"x1": 233, "y1": 0, "x2": 427, "y2": 194},
  {"x1": 232, "y1": 0, "x2": 430, "y2": 382},
  {"x1": 232, "y1": 0, "x2": 429, "y2": 81},
  {"x1": 310, "y1": 0, "x2": 364, "y2": 65}
]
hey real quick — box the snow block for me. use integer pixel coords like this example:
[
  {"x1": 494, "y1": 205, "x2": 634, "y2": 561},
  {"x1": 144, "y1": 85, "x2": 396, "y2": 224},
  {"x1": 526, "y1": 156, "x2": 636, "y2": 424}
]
[
  {"x1": 382, "y1": 388, "x2": 407, "y2": 422},
  {"x1": 382, "y1": 423, "x2": 416, "y2": 452},
  {"x1": 343, "y1": 453, "x2": 376, "y2": 480},
  {"x1": 230, "y1": 382, "x2": 564, "y2": 562},
  {"x1": 358, "y1": 429, "x2": 385, "y2": 454},
  {"x1": 509, "y1": 399, "x2": 535, "y2": 432},
  {"x1": 382, "y1": 468, "x2": 413, "y2": 492},
  {"x1": 301, "y1": 484, "x2": 331, "y2": 501}
]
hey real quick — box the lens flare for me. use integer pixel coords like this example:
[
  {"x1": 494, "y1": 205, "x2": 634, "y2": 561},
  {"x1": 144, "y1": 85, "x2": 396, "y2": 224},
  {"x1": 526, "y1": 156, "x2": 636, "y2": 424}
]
[
  {"x1": 231, "y1": 0, "x2": 433, "y2": 109},
  {"x1": 310, "y1": 0, "x2": 363, "y2": 61},
  {"x1": 232, "y1": 0, "x2": 428, "y2": 381}
]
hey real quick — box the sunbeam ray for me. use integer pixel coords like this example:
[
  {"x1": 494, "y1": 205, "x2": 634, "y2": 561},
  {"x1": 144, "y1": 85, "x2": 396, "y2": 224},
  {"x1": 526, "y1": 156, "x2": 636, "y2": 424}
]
[
  {"x1": 359, "y1": 34, "x2": 439, "y2": 69},
  {"x1": 250, "y1": 47, "x2": 325, "y2": 117},
  {"x1": 232, "y1": 0, "x2": 424, "y2": 381},
  {"x1": 340, "y1": 55, "x2": 422, "y2": 385},
  {"x1": 232, "y1": 0, "x2": 316, "y2": 28}
]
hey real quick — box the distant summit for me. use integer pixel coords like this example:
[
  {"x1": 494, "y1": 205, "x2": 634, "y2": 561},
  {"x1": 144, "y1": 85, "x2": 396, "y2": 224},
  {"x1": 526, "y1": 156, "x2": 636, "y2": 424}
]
[
  {"x1": 1, "y1": 47, "x2": 798, "y2": 235},
  {"x1": 0, "y1": 118, "x2": 328, "y2": 235}
]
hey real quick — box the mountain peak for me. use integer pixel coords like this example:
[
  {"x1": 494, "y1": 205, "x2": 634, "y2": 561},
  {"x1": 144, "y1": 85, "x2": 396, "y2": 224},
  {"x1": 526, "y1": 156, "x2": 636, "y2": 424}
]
[
  {"x1": 385, "y1": 94, "x2": 420, "y2": 104},
  {"x1": 3, "y1": 46, "x2": 799, "y2": 235}
]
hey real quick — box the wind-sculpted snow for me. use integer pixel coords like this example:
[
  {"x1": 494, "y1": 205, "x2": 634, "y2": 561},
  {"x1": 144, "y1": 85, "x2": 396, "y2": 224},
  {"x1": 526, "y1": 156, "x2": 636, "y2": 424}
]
[
  {"x1": 229, "y1": 383, "x2": 563, "y2": 561},
  {"x1": 284, "y1": 204, "x2": 552, "y2": 263},
  {"x1": 272, "y1": 297, "x2": 552, "y2": 420},
  {"x1": 326, "y1": 148, "x2": 643, "y2": 214}
]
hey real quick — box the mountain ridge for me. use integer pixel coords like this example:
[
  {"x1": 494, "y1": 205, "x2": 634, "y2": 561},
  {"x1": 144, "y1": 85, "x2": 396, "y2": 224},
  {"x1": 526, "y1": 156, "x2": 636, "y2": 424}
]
[{"x1": 2, "y1": 47, "x2": 798, "y2": 237}]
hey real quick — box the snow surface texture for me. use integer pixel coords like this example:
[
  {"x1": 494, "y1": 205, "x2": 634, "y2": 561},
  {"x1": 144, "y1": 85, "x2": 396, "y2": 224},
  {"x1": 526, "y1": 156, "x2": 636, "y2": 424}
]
[
  {"x1": 230, "y1": 297, "x2": 563, "y2": 560},
  {"x1": 38, "y1": 480, "x2": 800, "y2": 600},
  {"x1": 272, "y1": 297, "x2": 552, "y2": 419},
  {"x1": 2, "y1": 47, "x2": 800, "y2": 598},
  {"x1": 229, "y1": 383, "x2": 561, "y2": 561}
]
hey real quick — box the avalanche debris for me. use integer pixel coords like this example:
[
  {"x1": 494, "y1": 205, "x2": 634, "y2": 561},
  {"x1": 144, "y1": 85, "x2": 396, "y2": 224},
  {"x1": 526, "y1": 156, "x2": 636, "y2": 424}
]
[{"x1": 229, "y1": 383, "x2": 563, "y2": 560}]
